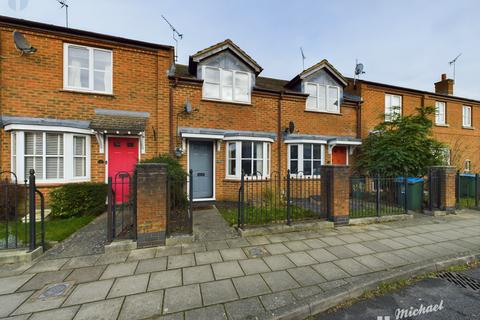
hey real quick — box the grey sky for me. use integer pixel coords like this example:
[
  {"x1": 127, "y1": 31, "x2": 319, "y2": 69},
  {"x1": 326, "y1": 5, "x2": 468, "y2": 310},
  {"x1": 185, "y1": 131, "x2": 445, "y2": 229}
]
[{"x1": 2, "y1": 0, "x2": 480, "y2": 99}]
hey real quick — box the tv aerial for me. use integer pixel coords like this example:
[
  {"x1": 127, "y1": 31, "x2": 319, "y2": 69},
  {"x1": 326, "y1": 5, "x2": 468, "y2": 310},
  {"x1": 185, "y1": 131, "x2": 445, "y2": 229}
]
[
  {"x1": 353, "y1": 59, "x2": 365, "y2": 85},
  {"x1": 57, "y1": 0, "x2": 69, "y2": 28},
  {"x1": 300, "y1": 47, "x2": 306, "y2": 71},
  {"x1": 162, "y1": 15, "x2": 183, "y2": 62},
  {"x1": 449, "y1": 53, "x2": 462, "y2": 81}
]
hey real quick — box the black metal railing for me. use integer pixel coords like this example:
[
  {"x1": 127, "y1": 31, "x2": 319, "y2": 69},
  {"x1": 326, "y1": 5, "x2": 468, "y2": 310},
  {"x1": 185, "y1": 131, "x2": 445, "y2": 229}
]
[
  {"x1": 107, "y1": 171, "x2": 136, "y2": 242},
  {"x1": 0, "y1": 170, "x2": 45, "y2": 251},
  {"x1": 166, "y1": 170, "x2": 193, "y2": 236},
  {"x1": 237, "y1": 171, "x2": 325, "y2": 229},
  {"x1": 456, "y1": 172, "x2": 480, "y2": 209},
  {"x1": 350, "y1": 176, "x2": 411, "y2": 218}
]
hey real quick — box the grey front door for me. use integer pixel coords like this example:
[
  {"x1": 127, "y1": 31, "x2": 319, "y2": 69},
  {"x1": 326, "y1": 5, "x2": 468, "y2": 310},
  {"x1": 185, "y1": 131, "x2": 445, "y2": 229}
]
[{"x1": 189, "y1": 141, "x2": 214, "y2": 199}]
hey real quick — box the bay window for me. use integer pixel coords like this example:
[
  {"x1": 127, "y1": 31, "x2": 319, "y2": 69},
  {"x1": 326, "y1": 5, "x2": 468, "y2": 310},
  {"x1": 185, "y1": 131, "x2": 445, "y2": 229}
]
[
  {"x1": 288, "y1": 144, "x2": 324, "y2": 176},
  {"x1": 305, "y1": 82, "x2": 339, "y2": 113},
  {"x1": 64, "y1": 43, "x2": 113, "y2": 94},
  {"x1": 226, "y1": 141, "x2": 270, "y2": 178},
  {"x1": 385, "y1": 94, "x2": 402, "y2": 121},
  {"x1": 11, "y1": 131, "x2": 90, "y2": 183},
  {"x1": 202, "y1": 66, "x2": 251, "y2": 103}
]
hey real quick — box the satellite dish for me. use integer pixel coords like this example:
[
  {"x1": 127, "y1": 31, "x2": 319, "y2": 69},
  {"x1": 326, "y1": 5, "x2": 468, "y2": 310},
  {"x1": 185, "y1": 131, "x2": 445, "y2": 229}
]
[
  {"x1": 288, "y1": 121, "x2": 295, "y2": 134},
  {"x1": 13, "y1": 31, "x2": 37, "y2": 54},
  {"x1": 355, "y1": 63, "x2": 365, "y2": 75},
  {"x1": 184, "y1": 99, "x2": 192, "y2": 113}
]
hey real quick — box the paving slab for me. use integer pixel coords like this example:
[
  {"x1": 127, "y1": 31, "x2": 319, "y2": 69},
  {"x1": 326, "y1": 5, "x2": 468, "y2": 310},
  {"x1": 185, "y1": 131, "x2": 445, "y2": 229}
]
[
  {"x1": 261, "y1": 271, "x2": 300, "y2": 292},
  {"x1": 65, "y1": 265, "x2": 105, "y2": 284},
  {"x1": 100, "y1": 261, "x2": 137, "y2": 280},
  {"x1": 283, "y1": 240, "x2": 310, "y2": 251},
  {"x1": 287, "y1": 266, "x2": 326, "y2": 286},
  {"x1": 307, "y1": 248, "x2": 338, "y2": 263},
  {"x1": 94, "y1": 252, "x2": 129, "y2": 265},
  {"x1": 378, "y1": 238, "x2": 407, "y2": 250},
  {"x1": 195, "y1": 251, "x2": 222, "y2": 265},
  {"x1": 246, "y1": 236, "x2": 270, "y2": 246},
  {"x1": 212, "y1": 261, "x2": 244, "y2": 280},
  {"x1": 303, "y1": 238, "x2": 328, "y2": 249},
  {"x1": 185, "y1": 304, "x2": 227, "y2": 320},
  {"x1": 118, "y1": 290, "x2": 164, "y2": 320},
  {"x1": 200, "y1": 279, "x2": 238, "y2": 306},
  {"x1": 232, "y1": 275, "x2": 270, "y2": 298},
  {"x1": 319, "y1": 279, "x2": 349, "y2": 291},
  {"x1": 321, "y1": 236, "x2": 347, "y2": 246},
  {"x1": 163, "y1": 284, "x2": 202, "y2": 314},
  {"x1": 12, "y1": 282, "x2": 75, "y2": 315},
  {"x1": 61, "y1": 255, "x2": 100, "y2": 270},
  {"x1": 264, "y1": 243, "x2": 291, "y2": 255},
  {"x1": 205, "y1": 240, "x2": 229, "y2": 251},
  {"x1": 0, "y1": 291, "x2": 33, "y2": 318},
  {"x1": 135, "y1": 257, "x2": 167, "y2": 274},
  {"x1": 167, "y1": 254, "x2": 195, "y2": 269},
  {"x1": 29, "y1": 306, "x2": 79, "y2": 320},
  {"x1": 219, "y1": 248, "x2": 247, "y2": 261},
  {"x1": 19, "y1": 270, "x2": 71, "y2": 292},
  {"x1": 336, "y1": 234, "x2": 362, "y2": 244},
  {"x1": 225, "y1": 297, "x2": 266, "y2": 320},
  {"x1": 25, "y1": 259, "x2": 69, "y2": 274},
  {"x1": 181, "y1": 243, "x2": 206, "y2": 254},
  {"x1": 182, "y1": 265, "x2": 214, "y2": 285},
  {"x1": 290, "y1": 285, "x2": 323, "y2": 299},
  {"x1": 286, "y1": 252, "x2": 317, "y2": 266},
  {"x1": 63, "y1": 279, "x2": 114, "y2": 306},
  {"x1": 225, "y1": 238, "x2": 250, "y2": 248},
  {"x1": 0, "y1": 274, "x2": 34, "y2": 295},
  {"x1": 263, "y1": 255, "x2": 295, "y2": 271},
  {"x1": 344, "y1": 243, "x2": 375, "y2": 255},
  {"x1": 326, "y1": 245, "x2": 358, "y2": 259},
  {"x1": 333, "y1": 258, "x2": 373, "y2": 276},
  {"x1": 148, "y1": 269, "x2": 182, "y2": 291},
  {"x1": 361, "y1": 240, "x2": 393, "y2": 253},
  {"x1": 260, "y1": 290, "x2": 297, "y2": 311},
  {"x1": 156, "y1": 246, "x2": 182, "y2": 257},
  {"x1": 108, "y1": 273, "x2": 149, "y2": 298},
  {"x1": 373, "y1": 252, "x2": 409, "y2": 267},
  {"x1": 73, "y1": 297, "x2": 123, "y2": 320},
  {"x1": 238, "y1": 258, "x2": 271, "y2": 275},
  {"x1": 127, "y1": 248, "x2": 157, "y2": 261},
  {"x1": 354, "y1": 255, "x2": 390, "y2": 272}
]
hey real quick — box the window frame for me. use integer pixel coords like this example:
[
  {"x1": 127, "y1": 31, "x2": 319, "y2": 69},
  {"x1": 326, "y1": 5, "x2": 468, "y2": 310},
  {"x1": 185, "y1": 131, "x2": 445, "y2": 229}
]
[
  {"x1": 435, "y1": 101, "x2": 446, "y2": 125},
  {"x1": 462, "y1": 105, "x2": 472, "y2": 128},
  {"x1": 73, "y1": 135, "x2": 88, "y2": 178},
  {"x1": 12, "y1": 130, "x2": 91, "y2": 184},
  {"x1": 202, "y1": 66, "x2": 251, "y2": 104},
  {"x1": 304, "y1": 82, "x2": 340, "y2": 113},
  {"x1": 287, "y1": 143, "x2": 325, "y2": 177},
  {"x1": 385, "y1": 94, "x2": 402, "y2": 122},
  {"x1": 63, "y1": 43, "x2": 113, "y2": 94},
  {"x1": 464, "y1": 159, "x2": 472, "y2": 173},
  {"x1": 225, "y1": 141, "x2": 270, "y2": 179}
]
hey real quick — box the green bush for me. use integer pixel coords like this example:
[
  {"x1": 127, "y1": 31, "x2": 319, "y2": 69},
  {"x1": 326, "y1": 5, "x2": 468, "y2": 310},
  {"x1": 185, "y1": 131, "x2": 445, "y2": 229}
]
[
  {"x1": 141, "y1": 154, "x2": 187, "y2": 179},
  {"x1": 50, "y1": 183, "x2": 108, "y2": 218}
]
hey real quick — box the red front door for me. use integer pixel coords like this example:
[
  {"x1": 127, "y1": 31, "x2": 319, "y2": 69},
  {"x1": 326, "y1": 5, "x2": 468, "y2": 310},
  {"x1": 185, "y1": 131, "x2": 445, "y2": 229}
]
[
  {"x1": 332, "y1": 146, "x2": 347, "y2": 165},
  {"x1": 108, "y1": 137, "x2": 139, "y2": 202}
]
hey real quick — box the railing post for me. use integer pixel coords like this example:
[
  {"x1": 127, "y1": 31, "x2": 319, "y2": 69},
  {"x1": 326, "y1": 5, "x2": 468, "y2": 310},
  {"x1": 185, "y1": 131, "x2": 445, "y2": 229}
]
[
  {"x1": 403, "y1": 176, "x2": 408, "y2": 214},
  {"x1": 455, "y1": 170, "x2": 460, "y2": 208},
  {"x1": 475, "y1": 173, "x2": 479, "y2": 208},
  {"x1": 238, "y1": 172, "x2": 244, "y2": 228},
  {"x1": 107, "y1": 177, "x2": 113, "y2": 243},
  {"x1": 286, "y1": 170, "x2": 291, "y2": 226},
  {"x1": 189, "y1": 169, "x2": 193, "y2": 234},
  {"x1": 240, "y1": 171, "x2": 245, "y2": 228},
  {"x1": 428, "y1": 170, "x2": 433, "y2": 211},
  {"x1": 375, "y1": 174, "x2": 380, "y2": 217},
  {"x1": 35, "y1": 189, "x2": 45, "y2": 251},
  {"x1": 28, "y1": 169, "x2": 36, "y2": 252}
]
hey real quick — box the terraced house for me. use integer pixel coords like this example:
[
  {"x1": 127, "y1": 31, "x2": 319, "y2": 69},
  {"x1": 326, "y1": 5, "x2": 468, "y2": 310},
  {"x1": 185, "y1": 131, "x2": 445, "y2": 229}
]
[{"x1": 0, "y1": 15, "x2": 479, "y2": 203}]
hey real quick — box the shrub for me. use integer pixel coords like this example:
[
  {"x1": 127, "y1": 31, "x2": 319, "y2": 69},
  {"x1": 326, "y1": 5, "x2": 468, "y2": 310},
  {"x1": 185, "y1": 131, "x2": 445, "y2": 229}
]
[
  {"x1": 50, "y1": 183, "x2": 108, "y2": 218},
  {"x1": 141, "y1": 154, "x2": 187, "y2": 180}
]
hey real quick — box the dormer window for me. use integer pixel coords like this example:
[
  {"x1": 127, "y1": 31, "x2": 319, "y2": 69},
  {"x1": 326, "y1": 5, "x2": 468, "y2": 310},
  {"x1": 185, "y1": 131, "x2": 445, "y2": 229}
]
[
  {"x1": 305, "y1": 82, "x2": 340, "y2": 113},
  {"x1": 202, "y1": 66, "x2": 251, "y2": 103}
]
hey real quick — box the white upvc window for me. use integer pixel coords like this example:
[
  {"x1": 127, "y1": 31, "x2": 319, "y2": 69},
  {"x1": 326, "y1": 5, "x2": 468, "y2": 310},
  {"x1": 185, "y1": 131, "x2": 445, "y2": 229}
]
[
  {"x1": 288, "y1": 144, "x2": 324, "y2": 177},
  {"x1": 440, "y1": 148, "x2": 451, "y2": 166},
  {"x1": 435, "y1": 101, "x2": 446, "y2": 125},
  {"x1": 385, "y1": 94, "x2": 402, "y2": 122},
  {"x1": 463, "y1": 105, "x2": 472, "y2": 127},
  {"x1": 64, "y1": 43, "x2": 113, "y2": 94},
  {"x1": 305, "y1": 82, "x2": 340, "y2": 113},
  {"x1": 226, "y1": 141, "x2": 270, "y2": 178},
  {"x1": 12, "y1": 131, "x2": 91, "y2": 183},
  {"x1": 465, "y1": 159, "x2": 472, "y2": 173},
  {"x1": 202, "y1": 66, "x2": 251, "y2": 103}
]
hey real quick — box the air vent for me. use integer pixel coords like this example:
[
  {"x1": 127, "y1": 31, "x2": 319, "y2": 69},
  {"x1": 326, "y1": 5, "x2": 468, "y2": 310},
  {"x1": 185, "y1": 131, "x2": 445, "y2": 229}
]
[{"x1": 437, "y1": 272, "x2": 480, "y2": 292}]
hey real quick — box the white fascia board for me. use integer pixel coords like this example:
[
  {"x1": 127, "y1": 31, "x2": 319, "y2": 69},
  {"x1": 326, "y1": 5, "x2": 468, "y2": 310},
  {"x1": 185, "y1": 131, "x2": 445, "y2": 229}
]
[
  {"x1": 284, "y1": 139, "x2": 328, "y2": 144},
  {"x1": 223, "y1": 136, "x2": 274, "y2": 142},
  {"x1": 181, "y1": 133, "x2": 224, "y2": 140},
  {"x1": 4, "y1": 124, "x2": 93, "y2": 135}
]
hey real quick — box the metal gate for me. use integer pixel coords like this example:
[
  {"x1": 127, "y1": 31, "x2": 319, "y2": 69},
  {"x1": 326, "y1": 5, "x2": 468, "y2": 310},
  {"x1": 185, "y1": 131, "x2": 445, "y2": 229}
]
[
  {"x1": 426, "y1": 168, "x2": 441, "y2": 211},
  {"x1": 107, "y1": 171, "x2": 137, "y2": 242},
  {"x1": 166, "y1": 170, "x2": 193, "y2": 236}
]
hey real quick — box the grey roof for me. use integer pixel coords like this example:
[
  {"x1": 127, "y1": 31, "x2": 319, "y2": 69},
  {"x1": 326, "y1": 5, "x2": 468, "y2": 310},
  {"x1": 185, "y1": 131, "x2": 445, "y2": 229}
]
[
  {"x1": 284, "y1": 133, "x2": 361, "y2": 143},
  {"x1": 0, "y1": 116, "x2": 90, "y2": 129},
  {"x1": 178, "y1": 127, "x2": 277, "y2": 140},
  {"x1": 94, "y1": 108, "x2": 149, "y2": 118},
  {"x1": 90, "y1": 109, "x2": 148, "y2": 134}
]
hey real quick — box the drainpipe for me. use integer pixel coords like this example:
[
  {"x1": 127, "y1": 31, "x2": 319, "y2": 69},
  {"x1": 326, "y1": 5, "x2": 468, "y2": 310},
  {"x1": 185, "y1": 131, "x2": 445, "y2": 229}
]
[
  {"x1": 277, "y1": 91, "x2": 284, "y2": 173},
  {"x1": 356, "y1": 100, "x2": 363, "y2": 139},
  {"x1": 169, "y1": 78, "x2": 177, "y2": 156}
]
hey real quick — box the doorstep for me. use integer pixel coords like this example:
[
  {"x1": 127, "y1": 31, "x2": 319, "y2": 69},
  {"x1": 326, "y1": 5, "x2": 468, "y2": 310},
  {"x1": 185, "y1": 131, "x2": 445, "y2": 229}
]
[{"x1": 0, "y1": 247, "x2": 43, "y2": 265}]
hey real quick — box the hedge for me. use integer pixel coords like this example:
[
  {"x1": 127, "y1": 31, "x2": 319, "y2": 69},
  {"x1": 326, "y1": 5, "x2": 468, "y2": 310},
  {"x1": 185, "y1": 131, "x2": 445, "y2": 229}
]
[{"x1": 50, "y1": 183, "x2": 108, "y2": 218}]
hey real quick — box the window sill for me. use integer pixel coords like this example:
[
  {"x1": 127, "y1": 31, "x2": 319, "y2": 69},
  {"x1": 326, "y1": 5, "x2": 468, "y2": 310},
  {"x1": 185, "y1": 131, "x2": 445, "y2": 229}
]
[
  {"x1": 60, "y1": 88, "x2": 115, "y2": 97},
  {"x1": 305, "y1": 109, "x2": 341, "y2": 115},
  {"x1": 462, "y1": 126, "x2": 475, "y2": 130},
  {"x1": 435, "y1": 123, "x2": 449, "y2": 127},
  {"x1": 201, "y1": 98, "x2": 252, "y2": 106}
]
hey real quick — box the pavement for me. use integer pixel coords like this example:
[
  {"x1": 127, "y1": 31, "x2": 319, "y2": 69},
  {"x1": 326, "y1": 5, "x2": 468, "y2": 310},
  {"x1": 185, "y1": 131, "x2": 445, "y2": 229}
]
[
  {"x1": 317, "y1": 266, "x2": 480, "y2": 320},
  {"x1": 0, "y1": 211, "x2": 479, "y2": 320}
]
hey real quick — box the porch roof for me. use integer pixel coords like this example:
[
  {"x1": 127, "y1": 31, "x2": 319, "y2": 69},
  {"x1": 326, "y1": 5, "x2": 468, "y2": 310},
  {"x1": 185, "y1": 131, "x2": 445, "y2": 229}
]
[
  {"x1": 89, "y1": 109, "x2": 149, "y2": 135},
  {"x1": 1, "y1": 115, "x2": 90, "y2": 130},
  {"x1": 284, "y1": 133, "x2": 362, "y2": 145},
  {"x1": 178, "y1": 127, "x2": 277, "y2": 141}
]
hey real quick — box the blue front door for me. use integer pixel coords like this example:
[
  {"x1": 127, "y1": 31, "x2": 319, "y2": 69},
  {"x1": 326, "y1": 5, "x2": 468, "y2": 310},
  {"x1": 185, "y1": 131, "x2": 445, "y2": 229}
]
[{"x1": 189, "y1": 141, "x2": 214, "y2": 199}]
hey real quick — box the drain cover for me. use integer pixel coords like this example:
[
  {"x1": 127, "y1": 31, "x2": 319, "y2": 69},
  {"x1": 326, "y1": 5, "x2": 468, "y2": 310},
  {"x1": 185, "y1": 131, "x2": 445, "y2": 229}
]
[
  {"x1": 437, "y1": 272, "x2": 480, "y2": 292},
  {"x1": 37, "y1": 282, "x2": 74, "y2": 300}
]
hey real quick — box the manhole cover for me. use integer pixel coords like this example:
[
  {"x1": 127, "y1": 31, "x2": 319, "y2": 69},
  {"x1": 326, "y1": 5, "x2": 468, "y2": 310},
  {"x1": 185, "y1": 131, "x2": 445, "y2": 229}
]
[
  {"x1": 36, "y1": 282, "x2": 74, "y2": 300},
  {"x1": 437, "y1": 272, "x2": 480, "y2": 292},
  {"x1": 245, "y1": 246, "x2": 270, "y2": 258}
]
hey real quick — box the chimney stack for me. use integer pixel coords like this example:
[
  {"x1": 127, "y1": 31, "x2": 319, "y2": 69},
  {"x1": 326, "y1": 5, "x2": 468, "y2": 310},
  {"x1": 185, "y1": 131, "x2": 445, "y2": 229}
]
[{"x1": 435, "y1": 73, "x2": 454, "y2": 95}]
